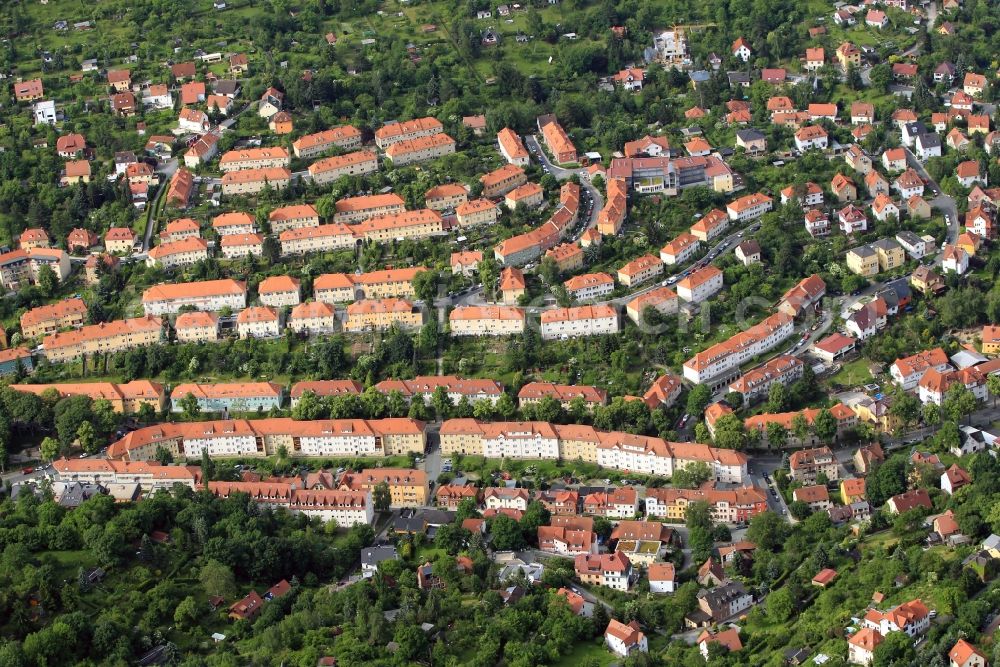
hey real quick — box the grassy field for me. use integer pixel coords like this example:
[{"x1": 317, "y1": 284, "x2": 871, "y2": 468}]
[{"x1": 829, "y1": 358, "x2": 873, "y2": 387}]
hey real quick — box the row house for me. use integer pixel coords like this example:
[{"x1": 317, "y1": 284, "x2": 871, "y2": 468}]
[
  {"x1": 175, "y1": 311, "x2": 220, "y2": 342},
  {"x1": 333, "y1": 193, "x2": 406, "y2": 224},
  {"x1": 210, "y1": 482, "x2": 373, "y2": 525},
  {"x1": 314, "y1": 267, "x2": 426, "y2": 302},
  {"x1": 449, "y1": 305, "x2": 526, "y2": 336},
  {"x1": 237, "y1": 306, "x2": 281, "y2": 339},
  {"x1": 53, "y1": 458, "x2": 197, "y2": 491},
  {"x1": 20, "y1": 297, "x2": 87, "y2": 339},
  {"x1": 517, "y1": 382, "x2": 608, "y2": 411},
  {"x1": 493, "y1": 183, "x2": 580, "y2": 265},
  {"x1": 141, "y1": 279, "x2": 246, "y2": 316},
  {"x1": 583, "y1": 487, "x2": 639, "y2": 518},
  {"x1": 539, "y1": 304, "x2": 619, "y2": 339},
  {"x1": 289, "y1": 301, "x2": 336, "y2": 335},
  {"x1": 344, "y1": 298, "x2": 422, "y2": 332},
  {"x1": 220, "y1": 167, "x2": 291, "y2": 195},
  {"x1": 746, "y1": 404, "x2": 856, "y2": 449},
  {"x1": 353, "y1": 209, "x2": 445, "y2": 243},
  {"x1": 13, "y1": 380, "x2": 166, "y2": 414},
  {"x1": 374, "y1": 117, "x2": 443, "y2": 149},
  {"x1": 257, "y1": 276, "x2": 301, "y2": 307},
  {"x1": 645, "y1": 485, "x2": 768, "y2": 524},
  {"x1": 728, "y1": 355, "x2": 804, "y2": 405},
  {"x1": 171, "y1": 381, "x2": 284, "y2": 413},
  {"x1": 307, "y1": 150, "x2": 379, "y2": 185},
  {"x1": 291, "y1": 126, "x2": 362, "y2": 158},
  {"x1": 43, "y1": 316, "x2": 163, "y2": 364},
  {"x1": 218, "y1": 147, "x2": 290, "y2": 172},
  {"x1": 384, "y1": 133, "x2": 456, "y2": 166},
  {"x1": 279, "y1": 223, "x2": 356, "y2": 256},
  {"x1": 288, "y1": 381, "x2": 362, "y2": 407},
  {"x1": 268, "y1": 204, "x2": 320, "y2": 233},
  {"x1": 374, "y1": 376, "x2": 504, "y2": 406}
]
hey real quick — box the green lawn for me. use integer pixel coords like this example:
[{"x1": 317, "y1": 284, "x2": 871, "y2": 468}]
[
  {"x1": 552, "y1": 639, "x2": 616, "y2": 667},
  {"x1": 829, "y1": 358, "x2": 872, "y2": 387}
]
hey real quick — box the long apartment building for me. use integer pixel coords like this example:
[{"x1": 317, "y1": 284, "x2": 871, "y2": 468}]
[
  {"x1": 727, "y1": 354, "x2": 804, "y2": 405},
  {"x1": 43, "y1": 316, "x2": 164, "y2": 363},
  {"x1": 170, "y1": 381, "x2": 285, "y2": 413},
  {"x1": 146, "y1": 237, "x2": 209, "y2": 269},
  {"x1": 375, "y1": 117, "x2": 444, "y2": 149},
  {"x1": 107, "y1": 417, "x2": 427, "y2": 461},
  {"x1": 292, "y1": 126, "x2": 363, "y2": 158},
  {"x1": 439, "y1": 419, "x2": 748, "y2": 482},
  {"x1": 268, "y1": 204, "x2": 320, "y2": 233},
  {"x1": 494, "y1": 182, "x2": 580, "y2": 266},
  {"x1": 12, "y1": 380, "x2": 166, "y2": 413},
  {"x1": 314, "y1": 267, "x2": 427, "y2": 302},
  {"x1": 448, "y1": 305, "x2": 526, "y2": 336},
  {"x1": 745, "y1": 404, "x2": 858, "y2": 449},
  {"x1": 344, "y1": 298, "x2": 422, "y2": 332},
  {"x1": 645, "y1": 485, "x2": 768, "y2": 524},
  {"x1": 374, "y1": 376, "x2": 504, "y2": 405},
  {"x1": 141, "y1": 279, "x2": 247, "y2": 316},
  {"x1": 307, "y1": 150, "x2": 379, "y2": 185},
  {"x1": 279, "y1": 223, "x2": 356, "y2": 256},
  {"x1": 53, "y1": 458, "x2": 200, "y2": 491},
  {"x1": 218, "y1": 147, "x2": 290, "y2": 172},
  {"x1": 333, "y1": 193, "x2": 406, "y2": 224},
  {"x1": 338, "y1": 468, "x2": 430, "y2": 508},
  {"x1": 683, "y1": 312, "x2": 795, "y2": 386},
  {"x1": 540, "y1": 304, "x2": 619, "y2": 340},
  {"x1": 517, "y1": 382, "x2": 608, "y2": 411},
  {"x1": 20, "y1": 297, "x2": 87, "y2": 339},
  {"x1": 352, "y1": 209, "x2": 444, "y2": 243},
  {"x1": 384, "y1": 133, "x2": 456, "y2": 166},
  {"x1": 220, "y1": 167, "x2": 291, "y2": 195},
  {"x1": 209, "y1": 482, "x2": 373, "y2": 526}
]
